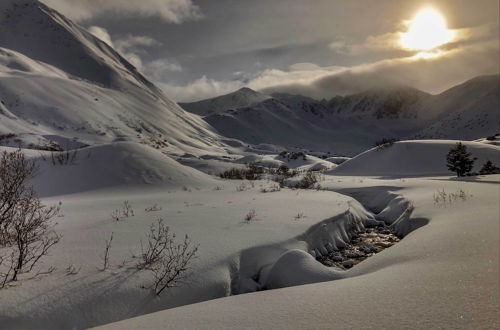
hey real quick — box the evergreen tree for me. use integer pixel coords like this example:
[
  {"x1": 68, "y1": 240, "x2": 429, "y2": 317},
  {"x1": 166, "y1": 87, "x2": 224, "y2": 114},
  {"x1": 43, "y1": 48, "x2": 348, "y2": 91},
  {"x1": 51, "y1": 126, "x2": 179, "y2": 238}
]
[
  {"x1": 446, "y1": 142, "x2": 474, "y2": 177},
  {"x1": 479, "y1": 160, "x2": 500, "y2": 175}
]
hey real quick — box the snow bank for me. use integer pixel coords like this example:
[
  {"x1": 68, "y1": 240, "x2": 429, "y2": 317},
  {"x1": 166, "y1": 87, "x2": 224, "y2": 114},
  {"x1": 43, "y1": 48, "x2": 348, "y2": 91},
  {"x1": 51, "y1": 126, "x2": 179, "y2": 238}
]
[
  {"x1": 26, "y1": 142, "x2": 218, "y2": 196},
  {"x1": 330, "y1": 140, "x2": 500, "y2": 177},
  {"x1": 235, "y1": 153, "x2": 334, "y2": 170},
  {"x1": 95, "y1": 176, "x2": 499, "y2": 330}
]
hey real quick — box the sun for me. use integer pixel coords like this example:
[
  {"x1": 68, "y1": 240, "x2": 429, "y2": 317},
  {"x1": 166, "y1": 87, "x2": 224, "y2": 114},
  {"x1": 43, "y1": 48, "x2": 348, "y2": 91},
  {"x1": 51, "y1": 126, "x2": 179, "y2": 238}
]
[{"x1": 400, "y1": 8, "x2": 455, "y2": 51}]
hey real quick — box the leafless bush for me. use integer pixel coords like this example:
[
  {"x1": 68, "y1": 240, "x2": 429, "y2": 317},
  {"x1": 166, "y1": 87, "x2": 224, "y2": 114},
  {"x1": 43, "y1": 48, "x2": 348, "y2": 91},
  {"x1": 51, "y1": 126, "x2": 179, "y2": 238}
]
[
  {"x1": 136, "y1": 219, "x2": 198, "y2": 296},
  {"x1": 122, "y1": 201, "x2": 134, "y2": 217},
  {"x1": 293, "y1": 171, "x2": 321, "y2": 189},
  {"x1": 219, "y1": 164, "x2": 298, "y2": 183},
  {"x1": 260, "y1": 183, "x2": 281, "y2": 193},
  {"x1": 111, "y1": 200, "x2": 135, "y2": 221},
  {"x1": 374, "y1": 138, "x2": 399, "y2": 151},
  {"x1": 65, "y1": 264, "x2": 81, "y2": 275},
  {"x1": 145, "y1": 203, "x2": 162, "y2": 212},
  {"x1": 236, "y1": 182, "x2": 248, "y2": 192},
  {"x1": 294, "y1": 212, "x2": 304, "y2": 220},
  {"x1": 50, "y1": 149, "x2": 78, "y2": 166},
  {"x1": 244, "y1": 209, "x2": 257, "y2": 222},
  {"x1": 99, "y1": 232, "x2": 113, "y2": 271},
  {"x1": 433, "y1": 188, "x2": 471, "y2": 207},
  {"x1": 0, "y1": 149, "x2": 61, "y2": 287}
]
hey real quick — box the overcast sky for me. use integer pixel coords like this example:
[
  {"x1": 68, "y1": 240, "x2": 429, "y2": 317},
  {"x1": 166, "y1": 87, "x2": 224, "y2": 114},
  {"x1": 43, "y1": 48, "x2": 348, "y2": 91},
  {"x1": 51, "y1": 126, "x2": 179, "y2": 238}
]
[{"x1": 42, "y1": 0, "x2": 499, "y2": 102}]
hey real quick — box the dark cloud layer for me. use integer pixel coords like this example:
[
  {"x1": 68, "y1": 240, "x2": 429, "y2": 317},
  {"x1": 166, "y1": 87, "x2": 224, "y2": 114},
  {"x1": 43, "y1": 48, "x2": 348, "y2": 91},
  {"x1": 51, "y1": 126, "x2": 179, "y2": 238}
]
[{"x1": 42, "y1": 0, "x2": 499, "y2": 101}]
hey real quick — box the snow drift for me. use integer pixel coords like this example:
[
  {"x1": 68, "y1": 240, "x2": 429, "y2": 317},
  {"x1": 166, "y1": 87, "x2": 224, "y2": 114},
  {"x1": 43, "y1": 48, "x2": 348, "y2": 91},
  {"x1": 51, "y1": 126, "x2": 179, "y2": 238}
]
[
  {"x1": 17, "y1": 142, "x2": 219, "y2": 197},
  {"x1": 330, "y1": 140, "x2": 500, "y2": 177}
]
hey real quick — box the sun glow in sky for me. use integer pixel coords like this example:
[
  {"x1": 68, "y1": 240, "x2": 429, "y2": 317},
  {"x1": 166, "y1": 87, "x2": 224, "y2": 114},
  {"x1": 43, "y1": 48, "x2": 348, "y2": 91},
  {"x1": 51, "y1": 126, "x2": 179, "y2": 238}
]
[{"x1": 400, "y1": 8, "x2": 455, "y2": 51}]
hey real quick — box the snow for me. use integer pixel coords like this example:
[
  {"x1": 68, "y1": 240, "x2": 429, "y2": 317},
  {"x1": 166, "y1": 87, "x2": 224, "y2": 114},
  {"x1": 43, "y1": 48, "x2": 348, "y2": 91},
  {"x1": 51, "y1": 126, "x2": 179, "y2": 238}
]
[
  {"x1": 0, "y1": 1, "x2": 498, "y2": 329},
  {"x1": 0, "y1": 2, "x2": 224, "y2": 156},
  {"x1": 179, "y1": 87, "x2": 271, "y2": 116},
  {"x1": 234, "y1": 153, "x2": 335, "y2": 171},
  {"x1": 330, "y1": 140, "x2": 500, "y2": 177},
  {"x1": 189, "y1": 76, "x2": 499, "y2": 155},
  {"x1": 94, "y1": 173, "x2": 500, "y2": 330}
]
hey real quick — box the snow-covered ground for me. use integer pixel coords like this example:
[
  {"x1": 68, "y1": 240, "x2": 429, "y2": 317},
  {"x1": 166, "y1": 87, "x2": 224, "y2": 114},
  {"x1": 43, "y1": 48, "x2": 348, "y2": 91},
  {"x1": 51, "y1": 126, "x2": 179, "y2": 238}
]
[
  {"x1": 0, "y1": 2, "x2": 498, "y2": 329},
  {"x1": 0, "y1": 140, "x2": 498, "y2": 329},
  {"x1": 95, "y1": 173, "x2": 500, "y2": 330}
]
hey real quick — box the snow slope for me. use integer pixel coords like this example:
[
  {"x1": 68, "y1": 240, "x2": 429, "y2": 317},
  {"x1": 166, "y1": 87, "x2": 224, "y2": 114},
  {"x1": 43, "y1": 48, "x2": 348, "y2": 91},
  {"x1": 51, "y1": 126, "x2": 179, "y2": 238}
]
[
  {"x1": 204, "y1": 95, "x2": 421, "y2": 155},
  {"x1": 330, "y1": 140, "x2": 500, "y2": 177},
  {"x1": 0, "y1": 173, "x2": 374, "y2": 329},
  {"x1": 325, "y1": 85, "x2": 430, "y2": 119},
  {"x1": 16, "y1": 142, "x2": 218, "y2": 197},
  {"x1": 95, "y1": 174, "x2": 500, "y2": 330},
  {"x1": 0, "y1": 0, "x2": 224, "y2": 155},
  {"x1": 415, "y1": 75, "x2": 500, "y2": 140},
  {"x1": 179, "y1": 87, "x2": 271, "y2": 116}
]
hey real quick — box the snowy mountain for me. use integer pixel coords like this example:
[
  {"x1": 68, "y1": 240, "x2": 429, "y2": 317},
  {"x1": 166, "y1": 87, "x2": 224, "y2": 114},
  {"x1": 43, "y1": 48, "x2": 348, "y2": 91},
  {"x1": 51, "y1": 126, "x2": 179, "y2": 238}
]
[
  {"x1": 324, "y1": 86, "x2": 431, "y2": 119},
  {"x1": 187, "y1": 76, "x2": 499, "y2": 155},
  {"x1": 200, "y1": 90, "x2": 426, "y2": 155},
  {"x1": 179, "y1": 87, "x2": 270, "y2": 116},
  {"x1": 415, "y1": 75, "x2": 500, "y2": 140},
  {"x1": 0, "y1": 0, "x2": 224, "y2": 155}
]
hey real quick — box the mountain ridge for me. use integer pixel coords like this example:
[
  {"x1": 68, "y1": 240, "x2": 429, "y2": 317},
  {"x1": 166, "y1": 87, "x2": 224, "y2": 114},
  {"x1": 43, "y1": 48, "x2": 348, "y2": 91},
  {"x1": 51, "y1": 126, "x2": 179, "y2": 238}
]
[{"x1": 184, "y1": 74, "x2": 500, "y2": 155}]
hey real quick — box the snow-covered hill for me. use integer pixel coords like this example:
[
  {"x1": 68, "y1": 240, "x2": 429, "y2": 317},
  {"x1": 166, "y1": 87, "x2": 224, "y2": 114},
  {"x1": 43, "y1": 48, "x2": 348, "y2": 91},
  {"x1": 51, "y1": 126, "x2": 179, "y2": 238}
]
[
  {"x1": 179, "y1": 87, "x2": 270, "y2": 116},
  {"x1": 330, "y1": 140, "x2": 500, "y2": 177},
  {"x1": 0, "y1": 0, "x2": 224, "y2": 155}
]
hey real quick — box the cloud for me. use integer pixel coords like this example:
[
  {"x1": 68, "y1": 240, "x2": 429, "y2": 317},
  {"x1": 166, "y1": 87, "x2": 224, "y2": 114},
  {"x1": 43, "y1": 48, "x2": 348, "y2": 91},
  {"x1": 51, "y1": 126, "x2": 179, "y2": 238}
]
[
  {"x1": 88, "y1": 26, "x2": 181, "y2": 75},
  {"x1": 159, "y1": 76, "x2": 244, "y2": 102},
  {"x1": 114, "y1": 35, "x2": 162, "y2": 52},
  {"x1": 88, "y1": 26, "x2": 114, "y2": 47},
  {"x1": 160, "y1": 33, "x2": 498, "y2": 103},
  {"x1": 261, "y1": 39, "x2": 499, "y2": 99},
  {"x1": 156, "y1": 63, "x2": 346, "y2": 102},
  {"x1": 41, "y1": 0, "x2": 202, "y2": 23}
]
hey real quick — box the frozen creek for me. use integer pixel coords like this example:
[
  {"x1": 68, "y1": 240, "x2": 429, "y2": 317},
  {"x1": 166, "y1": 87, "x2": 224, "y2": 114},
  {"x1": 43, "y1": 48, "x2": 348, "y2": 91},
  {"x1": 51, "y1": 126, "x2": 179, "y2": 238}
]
[{"x1": 232, "y1": 187, "x2": 424, "y2": 294}]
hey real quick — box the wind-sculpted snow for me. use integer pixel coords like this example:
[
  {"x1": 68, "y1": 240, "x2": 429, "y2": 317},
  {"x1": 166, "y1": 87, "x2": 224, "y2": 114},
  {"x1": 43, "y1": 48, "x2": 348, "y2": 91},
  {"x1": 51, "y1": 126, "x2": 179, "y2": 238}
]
[
  {"x1": 21, "y1": 142, "x2": 219, "y2": 197},
  {"x1": 330, "y1": 140, "x2": 500, "y2": 177},
  {"x1": 232, "y1": 194, "x2": 419, "y2": 293}
]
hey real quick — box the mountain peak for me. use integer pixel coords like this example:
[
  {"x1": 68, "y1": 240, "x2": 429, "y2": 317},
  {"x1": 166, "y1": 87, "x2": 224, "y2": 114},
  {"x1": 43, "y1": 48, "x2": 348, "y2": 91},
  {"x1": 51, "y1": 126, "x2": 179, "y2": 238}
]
[
  {"x1": 0, "y1": 0, "x2": 159, "y2": 94},
  {"x1": 180, "y1": 87, "x2": 270, "y2": 116},
  {"x1": 236, "y1": 87, "x2": 258, "y2": 95}
]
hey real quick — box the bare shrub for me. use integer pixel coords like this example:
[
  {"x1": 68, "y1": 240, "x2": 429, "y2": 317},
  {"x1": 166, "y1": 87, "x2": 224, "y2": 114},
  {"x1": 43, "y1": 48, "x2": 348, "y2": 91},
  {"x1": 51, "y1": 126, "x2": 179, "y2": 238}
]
[
  {"x1": 374, "y1": 138, "x2": 399, "y2": 151},
  {"x1": 0, "y1": 149, "x2": 61, "y2": 287},
  {"x1": 111, "y1": 200, "x2": 135, "y2": 221},
  {"x1": 260, "y1": 183, "x2": 281, "y2": 193},
  {"x1": 136, "y1": 219, "x2": 198, "y2": 295},
  {"x1": 65, "y1": 264, "x2": 81, "y2": 275},
  {"x1": 50, "y1": 149, "x2": 78, "y2": 166},
  {"x1": 220, "y1": 164, "x2": 298, "y2": 184},
  {"x1": 294, "y1": 212, "x2": 304, "y2": 220},
  {"x1": 293, "y1": 171, "x2": 321, "y2": 189},
  {"x1": 122, "y1": 201, "x2": 134, "y2": 217},
  {"x1": 99, "y1": 232, "x2": 113, "y2": 271},
  {"x1": 236, "y1": 182, "x2": 247, "y2": 192},
  {"x1": 433, "y1": 188, "x2": 471, "y2": 207},
  {"x1": 244, "y1": 209, "x2": 257, "y2": 222},
  {"x1": 145, "y1": 203, "x2": 162, "y2": 212}
]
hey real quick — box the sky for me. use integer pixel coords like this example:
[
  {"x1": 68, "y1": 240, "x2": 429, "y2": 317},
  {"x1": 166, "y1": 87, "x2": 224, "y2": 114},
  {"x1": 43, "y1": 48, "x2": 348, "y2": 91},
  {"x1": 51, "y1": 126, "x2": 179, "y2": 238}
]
[{"x1": 42, "y1": 0, "x2": 499, "y2": 102}]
